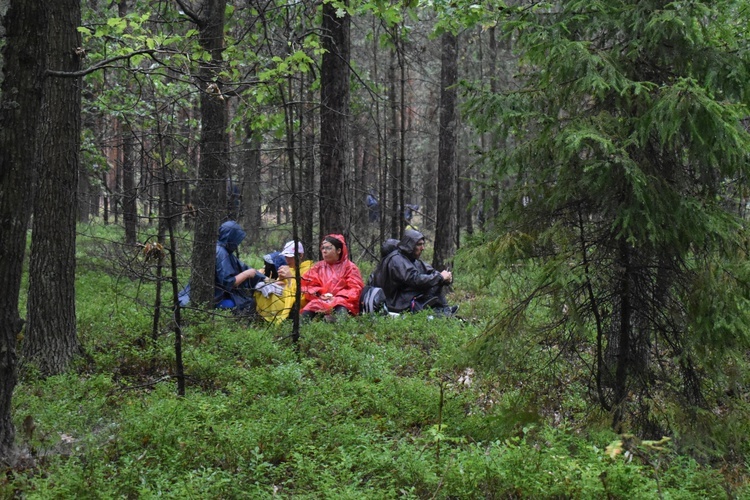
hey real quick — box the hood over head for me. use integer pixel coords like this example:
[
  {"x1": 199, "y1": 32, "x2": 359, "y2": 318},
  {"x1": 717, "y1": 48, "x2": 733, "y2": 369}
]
[
  {"x1": 218, "y1": 220, "x2": 246, "y2": 253},
  {"x1": 323, "y1": 233, "x2": 348, "y2": 261},
  {"x1": 398, "y1": 229, "x2": 425, "y2": 257},
  {"x1": 381, "y1": 238, "x2": 400, "y2": 257}
]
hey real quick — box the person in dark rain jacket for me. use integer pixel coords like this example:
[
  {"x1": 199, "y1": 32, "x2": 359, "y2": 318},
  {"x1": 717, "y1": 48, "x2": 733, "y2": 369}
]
[
  {"x1": 368, "y1": 238, "x2": 400, "y2": 287},
  {"x1": 374, "y1": 229, "x2": 457, "y2": 315},
  {"x1": 214, "y1": 220, "x2": 264, "y2": 312},
  {"x1": 178, "y1": 220, "x2": 264, "y2": 313}
]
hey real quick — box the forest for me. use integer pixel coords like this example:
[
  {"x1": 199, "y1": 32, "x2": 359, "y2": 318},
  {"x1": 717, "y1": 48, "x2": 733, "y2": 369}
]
[{"x1": 2, "y1": 0, "x2": 750, "y2": 497}]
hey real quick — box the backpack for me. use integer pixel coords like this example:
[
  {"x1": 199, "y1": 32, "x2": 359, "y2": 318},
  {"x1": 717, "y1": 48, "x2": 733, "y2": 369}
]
[{"x1": 360, "y1": 285, "x2": 387, "y2": 314}]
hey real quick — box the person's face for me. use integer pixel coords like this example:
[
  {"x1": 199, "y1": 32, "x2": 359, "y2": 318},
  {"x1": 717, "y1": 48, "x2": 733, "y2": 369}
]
[
  {"x1": 321, "y1": 242, "x2": 341, "y2": 263},
  {"x1": 285, "y1": 255, "x2": 299, "y2": 267},
  {"x1": 414, "y1": 239, "x2": 425, "y2": 259}
]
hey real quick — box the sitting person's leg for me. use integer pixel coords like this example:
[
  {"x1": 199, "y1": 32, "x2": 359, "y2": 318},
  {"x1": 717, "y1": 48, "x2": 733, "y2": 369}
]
[
  {"x1": 216, "y1": 298, "x2": 236, "y2": 309},
  {"x1": 427, "y1": 284, "x2": 459, "y2": 316},
  {"x1": 426, "y1": 284, "x2": 449, "y2": 308},
  {"x1": 323, "y1": 305, "x2": 351, "y2": 323},
  {"x1": 410, "y1": 285, "x2": 457, "y2": 315},
  {"x1": 332, "y1": 305, "x2": 350, "y2": 316},
  {"x1": 301, "y1": 310, "x2": 317, "y2": 322}
]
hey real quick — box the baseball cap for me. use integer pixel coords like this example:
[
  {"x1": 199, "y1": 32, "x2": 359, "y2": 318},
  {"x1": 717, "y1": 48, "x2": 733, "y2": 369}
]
[{"x1": 282, "y1": 240, "x2": 304, "y2": 257}]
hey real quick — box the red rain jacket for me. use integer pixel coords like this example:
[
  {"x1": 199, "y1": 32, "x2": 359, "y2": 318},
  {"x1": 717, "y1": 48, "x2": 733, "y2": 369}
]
[{"x1": 301, "y1": 234, "x2": 364, "y2": 315}]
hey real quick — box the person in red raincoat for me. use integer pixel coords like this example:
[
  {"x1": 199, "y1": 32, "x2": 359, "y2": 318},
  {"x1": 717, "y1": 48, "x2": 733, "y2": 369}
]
[{"x1": 301, "y1": 234, "x2": 364, "y2": 320}]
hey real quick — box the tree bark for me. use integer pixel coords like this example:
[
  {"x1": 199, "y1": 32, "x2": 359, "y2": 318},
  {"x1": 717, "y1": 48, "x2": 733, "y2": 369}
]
[
  {"x1": 0, "y1": 0, "x2": 47, "y2": 462},
  {"x1": 318, "y1": 0, "x2": 350, "y2": 238},
  {"x1": 77, "y1": 168, "x2": 93, "y2": 222},
  {"x1": 239, "y1": 125, "x2": 262, "y2": 237},
  {"x1": 433, "y1": 31, "x2": 458, "y2": 271},
  {"x1": 387, "y1": 48, "x2": 400, "y2": 238},
  {"x1": 301, "y1": 81, "x2": 316, "y2": 250},
  {"x1": 122, "y1": 122, "x2": 138, "y2": 245},
  {"x1": 24, "y1": 0, "x2": 81, "y2": 376},
  {"x1": 185, "y1": 0, "x2": 229, "y2": 307},
  {"x1": 612, "y1": 239, "x2": 633, "y2": 432}
]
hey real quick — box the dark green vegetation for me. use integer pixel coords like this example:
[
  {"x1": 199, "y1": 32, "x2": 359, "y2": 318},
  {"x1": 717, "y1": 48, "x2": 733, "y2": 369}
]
[
  {"x1": 464, "y1": 0, "x2": 750, "y2": 446},
  {"x1": 4, "y1": 225, "x2": 748, "y2": 498}
]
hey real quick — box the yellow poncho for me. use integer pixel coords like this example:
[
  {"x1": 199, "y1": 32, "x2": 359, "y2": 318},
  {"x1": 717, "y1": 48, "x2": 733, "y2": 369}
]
[{"x1": 255, "y1": 260, "x2": 313, "y2": 323}]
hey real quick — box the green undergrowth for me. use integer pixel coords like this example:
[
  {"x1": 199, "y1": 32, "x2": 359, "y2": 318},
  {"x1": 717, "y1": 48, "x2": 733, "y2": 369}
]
[{"x1": 4, "y1": 226, "x2": 748, "y2": 498}]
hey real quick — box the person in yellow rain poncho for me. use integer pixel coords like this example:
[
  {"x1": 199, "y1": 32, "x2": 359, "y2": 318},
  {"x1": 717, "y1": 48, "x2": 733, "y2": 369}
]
[{"x1": 255, "y1": 240, "x2": 312, "y2": 323}]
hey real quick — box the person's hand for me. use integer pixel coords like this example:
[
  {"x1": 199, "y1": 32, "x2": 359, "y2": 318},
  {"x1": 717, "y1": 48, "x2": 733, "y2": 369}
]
[
  {"x1": 277, "y1": 265, "x2": 292, "y2": 279},
  {"x1": 440, "y1": 270, "x2": 452, "y2": 283},
  {"x1": 321, "y1": 293, "x2": 334, "y2": 301}
]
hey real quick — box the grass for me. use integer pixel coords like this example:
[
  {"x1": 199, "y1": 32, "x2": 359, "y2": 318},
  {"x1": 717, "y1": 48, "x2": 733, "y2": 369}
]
[{"x1": 3, "y1": 223, "x2": 748, "y2": 498}]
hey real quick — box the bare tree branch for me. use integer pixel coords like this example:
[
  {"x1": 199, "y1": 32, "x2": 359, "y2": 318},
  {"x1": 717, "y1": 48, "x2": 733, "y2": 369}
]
[
  {"x1": 173, "y1": 0, "x2": 203, "y2": 25},
  {"x1": 46, "y1": 49, "x2": 174, "y2": 78}
]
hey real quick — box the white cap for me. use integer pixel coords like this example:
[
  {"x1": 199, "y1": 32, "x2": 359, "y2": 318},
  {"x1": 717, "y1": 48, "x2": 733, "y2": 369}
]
[{"x1": 282, "y1": 240, "x2": 304, "y2": 257}]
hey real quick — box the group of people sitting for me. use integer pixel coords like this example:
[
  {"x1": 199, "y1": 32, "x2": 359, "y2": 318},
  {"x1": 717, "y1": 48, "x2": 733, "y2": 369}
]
[{"x1": 181, "y1": 220, "x2": 458, "y2": 323}]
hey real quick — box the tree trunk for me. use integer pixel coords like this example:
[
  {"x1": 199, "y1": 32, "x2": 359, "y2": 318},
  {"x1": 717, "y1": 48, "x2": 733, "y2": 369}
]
[
  {"x1": 186, "y1": 0, "x2": 229, "y2": 307},
  {"x1": 397, "y1": 38, "x2": 407, "y2": 237},
  {"x1": 239, "y1": 126, "x2": 262, "y2": 237},
  {"x1": 301, "y1": 81, "x2": 316, "y2": 250},
  {"x1": 484, "y1": 25, "x2": 501, "y2": 230},
  {"x1": 113, "y1": 154, "x2": 121, "y2": 224},
  {"x1": 122, "y1": 123, "x2": 138, "y2": 245},
  {"x1": 24, "y1": 0, "x2": 81, "y2": 376},
  {"x1": 318, "y1": 0, "x2": 350, "y2": 238},
  {"x1": 459, "y1": 155, "x2": 473, "y2": 241},
  {"x1": 433, "y1": 31, "x2": 458, "y2": 271},
  {"x1": 0, "y1": 0, "x2": 47, "y2": 462},
  {"x1": 101, "y1": 172, "x2": 110, "y2": 224},
  {"x1": 388, "y1": 48, "x2": 400, "y2": 238},
  {"x1": 77, "y1": 168, "x2": 92, "y2": 222},
  {"x1": 612, "y1": 239, "x2": 633, "y2": 432}
]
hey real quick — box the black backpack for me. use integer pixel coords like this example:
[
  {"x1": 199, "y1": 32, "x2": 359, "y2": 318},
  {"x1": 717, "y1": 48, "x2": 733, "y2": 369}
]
[{"x1": 359, "y1": 285, "x2": 387, "y2": 314}]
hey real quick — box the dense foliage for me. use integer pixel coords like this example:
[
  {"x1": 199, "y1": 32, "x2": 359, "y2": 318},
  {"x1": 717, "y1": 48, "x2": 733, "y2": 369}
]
[{"x1": 464, "y1": 0, "x2": 750, "y2": 441}]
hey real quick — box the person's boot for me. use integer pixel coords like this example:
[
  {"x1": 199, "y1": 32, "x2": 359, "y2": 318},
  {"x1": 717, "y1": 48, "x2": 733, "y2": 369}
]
[{"x1": 434, "y1": 305, "x2": 458, "y2": 317}]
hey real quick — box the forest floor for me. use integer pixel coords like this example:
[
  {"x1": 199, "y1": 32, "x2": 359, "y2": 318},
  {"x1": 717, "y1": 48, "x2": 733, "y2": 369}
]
[{"x1": 3, "y1": 225, "x2": 748, "y2": 498}]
